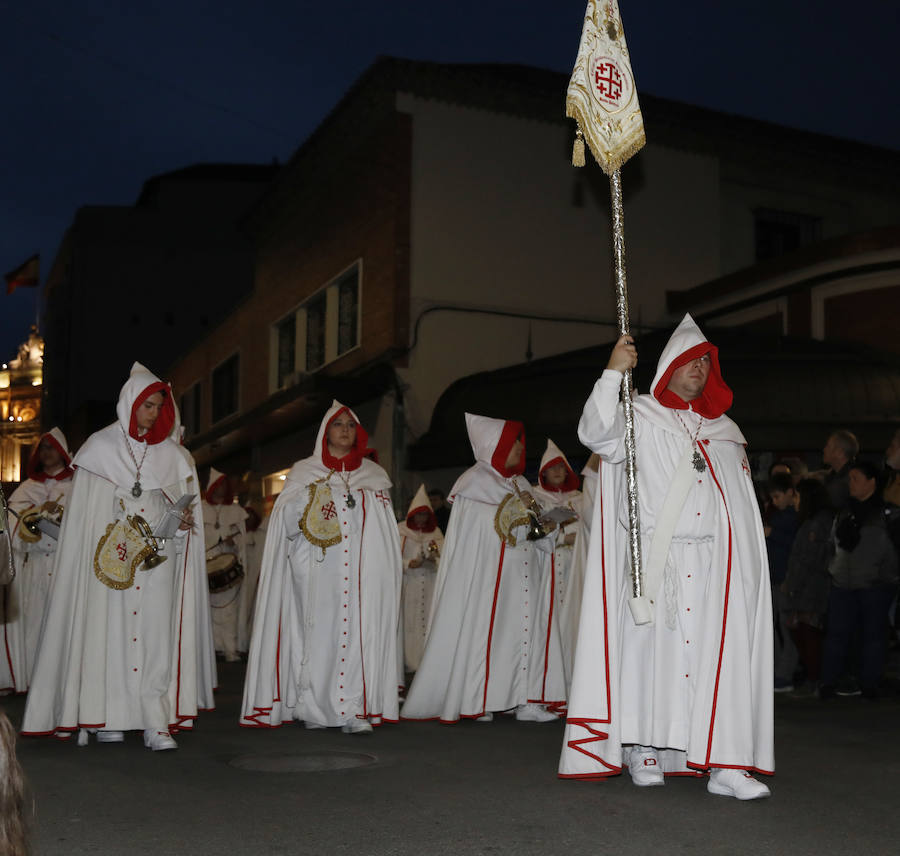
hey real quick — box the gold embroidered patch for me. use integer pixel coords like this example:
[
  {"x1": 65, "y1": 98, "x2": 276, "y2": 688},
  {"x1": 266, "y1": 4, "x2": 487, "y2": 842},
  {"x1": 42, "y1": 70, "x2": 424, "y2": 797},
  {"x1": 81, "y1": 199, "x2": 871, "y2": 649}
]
[
  {"x1": 94, "y1": 518, "x2": 155, "y2": 590},
  {"x1": 493, "y1": 493, "x2": 530, "y2": 547},
  {"x1": 299, "y1": 482, "x2": 342, "y2": 552}
]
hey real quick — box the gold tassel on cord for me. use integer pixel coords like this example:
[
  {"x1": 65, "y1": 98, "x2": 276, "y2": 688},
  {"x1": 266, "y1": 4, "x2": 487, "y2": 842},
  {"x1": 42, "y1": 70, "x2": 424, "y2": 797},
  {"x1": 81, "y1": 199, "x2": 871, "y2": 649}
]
[{"x1": 572, "y1": 127, "x2": 586, "y2": 168}]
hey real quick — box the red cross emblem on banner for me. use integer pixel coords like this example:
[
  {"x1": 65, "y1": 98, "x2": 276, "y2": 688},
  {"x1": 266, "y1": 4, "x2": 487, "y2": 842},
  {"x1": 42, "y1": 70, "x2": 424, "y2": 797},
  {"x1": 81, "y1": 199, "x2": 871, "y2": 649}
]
[
  {"x1": 116, "y1": 541, "x2": 128, "y2": 561},
  {"x1": 374, "y1": 490, "x2": 391, "y2": 507},
  {"x1": 593, "y1": 60, "x2": 622, "y2": 103},
  {"x1": 321, "y1": 501, "x2": 337, "y2": 520}
]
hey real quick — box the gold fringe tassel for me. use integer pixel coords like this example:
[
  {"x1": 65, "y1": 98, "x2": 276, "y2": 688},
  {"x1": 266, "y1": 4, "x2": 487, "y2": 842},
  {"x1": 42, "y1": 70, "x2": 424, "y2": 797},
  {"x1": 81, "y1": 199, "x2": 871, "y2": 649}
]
[{"x1": 572, "y1": 127, "x2": 586, "y2": 168}]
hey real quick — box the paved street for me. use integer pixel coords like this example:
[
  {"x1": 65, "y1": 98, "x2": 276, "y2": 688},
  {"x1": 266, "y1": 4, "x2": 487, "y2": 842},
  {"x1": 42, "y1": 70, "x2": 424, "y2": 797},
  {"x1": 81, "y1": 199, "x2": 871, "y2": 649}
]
[{"x1": 3, "y1": 659, "x2": 899, "y2": 856}]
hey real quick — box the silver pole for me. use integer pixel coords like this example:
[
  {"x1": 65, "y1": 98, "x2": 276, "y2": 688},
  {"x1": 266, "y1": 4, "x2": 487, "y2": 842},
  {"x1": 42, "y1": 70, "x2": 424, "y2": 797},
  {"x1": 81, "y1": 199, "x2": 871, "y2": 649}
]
[{"x1": 609, "y1": 168, "x2": 642, "y2": 600}]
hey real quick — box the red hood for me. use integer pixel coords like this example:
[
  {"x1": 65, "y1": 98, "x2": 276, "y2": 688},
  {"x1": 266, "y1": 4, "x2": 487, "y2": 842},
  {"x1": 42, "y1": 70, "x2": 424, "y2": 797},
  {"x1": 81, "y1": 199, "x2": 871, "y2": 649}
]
[{"x1": 651, "y1": 315, "x2": 733, "y2": 419}]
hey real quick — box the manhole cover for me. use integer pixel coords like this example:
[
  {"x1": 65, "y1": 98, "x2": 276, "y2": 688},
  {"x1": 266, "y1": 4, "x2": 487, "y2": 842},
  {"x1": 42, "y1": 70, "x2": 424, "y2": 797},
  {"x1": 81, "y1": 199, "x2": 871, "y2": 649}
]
[{"x1": 229, "y1": 751, "x2": 378, "y2": 773}]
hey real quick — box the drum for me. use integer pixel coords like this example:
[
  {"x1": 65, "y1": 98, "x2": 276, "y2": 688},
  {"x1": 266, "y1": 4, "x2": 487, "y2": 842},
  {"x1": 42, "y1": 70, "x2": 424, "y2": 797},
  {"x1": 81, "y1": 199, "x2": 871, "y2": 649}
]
[{"x1": 207, "y1": 553, "x2": 244, "y2": 594}]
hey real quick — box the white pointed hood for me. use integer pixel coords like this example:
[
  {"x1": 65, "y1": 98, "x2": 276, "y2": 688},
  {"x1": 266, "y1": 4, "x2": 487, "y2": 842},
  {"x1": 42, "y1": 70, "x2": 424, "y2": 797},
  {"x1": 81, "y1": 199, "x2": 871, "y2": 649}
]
[
  {"x1": 534, "y1": 439, "x2": 580, "y2": 497},
  {"x1": 634, "y1": 314, "x2": 745, "y2": 444},
  {"x1": 72, "y1": 363, "x2": 190, "y2": 489},
  {"x1": 285, "y1": 400, "x2": 390, "y2": 491},
  {"x1": 115, "y1": 362, "x2": 176, "y2": 444},
  {"x1": 649, "y1": 314, "x2": 732, "y2": 419},
  {"x1": 402, "y1": 483, "x2": 438, "y2": 532},
  {"x1": 26, "y1": 427, "x2": 73, "y2": 481},
  {"x1": 449, "y1": 413, "x2": 528, "y2": 504}
]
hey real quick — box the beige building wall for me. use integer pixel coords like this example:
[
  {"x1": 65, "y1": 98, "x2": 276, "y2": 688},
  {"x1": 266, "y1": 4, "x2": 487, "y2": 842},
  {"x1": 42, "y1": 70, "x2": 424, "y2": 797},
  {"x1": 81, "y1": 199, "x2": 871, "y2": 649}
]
[{"x1": 396, "y1": 95, "x2": 720, "y2": 437}]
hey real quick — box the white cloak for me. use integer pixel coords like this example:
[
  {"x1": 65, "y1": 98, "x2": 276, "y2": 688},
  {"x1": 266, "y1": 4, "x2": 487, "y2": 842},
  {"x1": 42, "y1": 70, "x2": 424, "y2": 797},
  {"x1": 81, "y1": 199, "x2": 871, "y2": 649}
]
[
  {"x1": 559, "y1": 318, "x2": 773, "y2": 778},
  {"x1": 402, "y1": 414, "x2": 565, "y2": 722},
  {"x1": 241, "y1": 402, "x2": 402, "y2": 728},
  {"x1": 558, "y1": 460, "x2": 598, "y2": 689},
  {"x1": 2, "y1": 473, "x2": 73, "y2": 692},
  {"x1": 398, "y1": 520, "x2": 443, "y2": 673},
  {"x1": 22, "y1": 363, "x2": 211, "y2": 736}
]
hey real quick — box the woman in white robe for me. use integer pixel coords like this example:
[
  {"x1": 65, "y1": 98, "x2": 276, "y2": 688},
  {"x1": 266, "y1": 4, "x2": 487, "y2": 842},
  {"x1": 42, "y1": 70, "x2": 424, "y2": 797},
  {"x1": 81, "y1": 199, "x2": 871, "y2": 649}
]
[
  {"x1": 398, "y1": 484, "x2": 444, "y2": 674},
  {"x1": 22, "y1": 363, "x2": 208, "y2": 750},
  {"x1": 401, "y1": 414, "x2": 565, "y2": 723},
  {"x1": 202, "y1": 468, "x2": 248, "y2": 663},
  {"x1": 241, "y1": 401, "x2": 402, "y2": 733},
  {"x1": 1, "y1": 429, "x2": 74, "y2": 693},
  {"x1": 559, "y1": 315, "x2": 773, "y2": 800}
]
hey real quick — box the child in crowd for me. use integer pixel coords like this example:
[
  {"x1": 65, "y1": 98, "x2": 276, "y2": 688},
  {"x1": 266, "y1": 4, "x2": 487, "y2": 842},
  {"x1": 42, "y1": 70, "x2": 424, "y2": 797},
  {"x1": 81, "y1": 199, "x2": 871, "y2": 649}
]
[{"x1": 766, "y1": 472, "x2": 800, "y2": 691}]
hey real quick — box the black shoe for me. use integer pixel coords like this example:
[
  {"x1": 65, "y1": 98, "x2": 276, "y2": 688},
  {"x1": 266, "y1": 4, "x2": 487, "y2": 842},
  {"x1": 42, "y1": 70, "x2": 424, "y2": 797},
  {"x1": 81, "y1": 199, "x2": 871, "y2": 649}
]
[{"x1": 835, "y1": 677, "x2": 861, "y2": 697}]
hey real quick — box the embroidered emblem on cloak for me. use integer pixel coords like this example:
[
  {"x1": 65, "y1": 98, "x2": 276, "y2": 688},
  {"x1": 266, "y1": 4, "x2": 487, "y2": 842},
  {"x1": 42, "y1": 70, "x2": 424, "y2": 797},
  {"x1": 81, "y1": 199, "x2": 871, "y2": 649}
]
[
  {"x1": 493, "y1": 493, "x2": 531, "y2": 547},
  {"x1": 300, "y1": 481, "x2": 342, "y2": 552},
  {"x1": 94, "y1": 517, "x2": 156, "y2": 590}
]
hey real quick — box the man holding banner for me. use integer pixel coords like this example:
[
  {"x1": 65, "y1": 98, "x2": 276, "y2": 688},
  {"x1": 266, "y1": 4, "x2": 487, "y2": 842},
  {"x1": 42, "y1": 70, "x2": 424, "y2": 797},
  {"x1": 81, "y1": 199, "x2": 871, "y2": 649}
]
[
  {"x1": 560, "y1": 2, "x2": 773, "y2": 799},
  {"x1": 558, "y1": 317, "x2": 774, "y2": 798}
]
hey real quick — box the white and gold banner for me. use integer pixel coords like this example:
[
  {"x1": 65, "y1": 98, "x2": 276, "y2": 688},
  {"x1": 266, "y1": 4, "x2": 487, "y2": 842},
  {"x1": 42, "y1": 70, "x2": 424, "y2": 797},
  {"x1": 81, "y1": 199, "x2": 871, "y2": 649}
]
[{"x1": 566, "y1": 0, "x2": 645, "y2": 174}]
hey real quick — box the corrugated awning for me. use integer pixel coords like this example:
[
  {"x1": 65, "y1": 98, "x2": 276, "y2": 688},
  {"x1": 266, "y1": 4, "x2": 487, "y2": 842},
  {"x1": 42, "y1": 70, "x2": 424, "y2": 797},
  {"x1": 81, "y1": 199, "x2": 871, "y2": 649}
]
[{"x1": 408, "y1": 329, "x2": 900, "y2": 470}]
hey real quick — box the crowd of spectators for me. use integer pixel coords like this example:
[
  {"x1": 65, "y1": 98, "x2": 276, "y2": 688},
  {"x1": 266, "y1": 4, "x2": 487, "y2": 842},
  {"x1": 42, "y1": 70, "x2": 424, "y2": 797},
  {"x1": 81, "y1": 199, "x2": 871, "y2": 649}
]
[{"x1": 762, "y1": 428, "x2": 900, "y2": 700}]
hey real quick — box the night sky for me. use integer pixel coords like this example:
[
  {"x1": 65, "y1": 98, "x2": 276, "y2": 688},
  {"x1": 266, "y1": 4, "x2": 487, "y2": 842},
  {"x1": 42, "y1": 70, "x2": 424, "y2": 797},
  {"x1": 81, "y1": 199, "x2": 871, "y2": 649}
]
[{"x1": 2, "y1": 0, "x2": 898, "y2": 356}]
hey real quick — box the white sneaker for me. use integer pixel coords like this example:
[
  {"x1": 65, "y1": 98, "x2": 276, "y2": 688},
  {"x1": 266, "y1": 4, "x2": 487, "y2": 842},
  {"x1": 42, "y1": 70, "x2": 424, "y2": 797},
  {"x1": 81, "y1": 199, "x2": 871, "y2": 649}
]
[
  {"x1": 303, "y1": 721, "x2": 327, "y2": 730},
  {"x1": 341, "y1": 719, "x2": 373, "y2": 734},
  {"x1": 627, "y1": 746, "x2": 664, "y2": 787},
  {"x1": 707, "y1": 768, "x2": 771, "y2": 800},
  {"x1": 143, "y1": 729, "x2": 178, "y2": 751},
  {"x1": 96, "y1": 730, "x2": 125, "y2": 743},
  {"x1": 515, "y1": 703, "x2": 558, "y2": 723},
  {"x1": 475, "y1": 713, "x2": 494, "y2": 722}
]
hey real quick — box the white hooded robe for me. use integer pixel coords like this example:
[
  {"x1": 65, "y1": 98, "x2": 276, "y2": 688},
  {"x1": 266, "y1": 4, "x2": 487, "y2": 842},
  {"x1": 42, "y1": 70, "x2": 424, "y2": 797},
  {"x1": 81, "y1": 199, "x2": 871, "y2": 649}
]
[
  {"x1": 397, "y1": 484, "x2": 444, "y2": 673},
  {"x1": 1, "y1": 428, "x2": 74, "y2": 692},
  {"x1": 240, "y1": 401, "x2": 402, "y2": 729},
  {"x1": 531, "y1": 439, "x2": 583, "y2": 695},
  {"x1": 401, "y1": 414, "x2": 565, "y2": 722},
  {"x1": 22, "y1": 363, "x2": 210, "y2": 736},
  {"x1": 559, "y1": 315, "x2": 774, "y2": 778}
]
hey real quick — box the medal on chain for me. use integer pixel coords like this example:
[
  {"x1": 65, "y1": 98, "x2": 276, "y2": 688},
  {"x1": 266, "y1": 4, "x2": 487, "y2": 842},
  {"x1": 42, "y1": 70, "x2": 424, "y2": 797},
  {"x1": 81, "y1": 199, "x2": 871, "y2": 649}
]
[
  {"x1": 121, "y1": 427, "x2": 150, "y2": 497},
  {"x1": 676, "y1": 412, "x2": 706, "y2": 473}
]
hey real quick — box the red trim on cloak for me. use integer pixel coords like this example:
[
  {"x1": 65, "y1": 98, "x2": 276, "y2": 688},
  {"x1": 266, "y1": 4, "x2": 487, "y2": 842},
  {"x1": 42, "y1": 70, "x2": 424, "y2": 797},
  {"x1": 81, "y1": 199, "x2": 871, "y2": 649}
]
[
  {"x1": 321, "y1": 406, "x2": 368, "y2": 472},
  {"x1": 26, "y1": 432, "x2": 73, "y2": 481},
  {"x1": 559, "y1": 460, "x2": 621, "y2": 776},
  {"x1": 481, "y1": 541, "x2": 507, "y2": 716},
  {"x1": 405, "y1": 505, "x2": 437, "y2": 532},
  {"x1": 173, "y1": 529, "x2": 187, "y2": 728},
  {"x1": 358, "y1": 490, "x2": 369, "y2": 719},
  {"x1": 490, "y1": 421, "x2": 525, "y2": 477},
  {"x1": 696, "y1": 442, "x2": 732, "y2": 769},
  {"x1": 539, "y1": 456, "x2": 579, "y2": 492},
  {"x1": 129, "y1": 382, "x2": 175, "y2": 444},
  {"x1": 653, "y1": 343, "x2": 733, "y2": 419},
  {"x1": 540, "y1": 554, "x2": 556, "y2": 702}
]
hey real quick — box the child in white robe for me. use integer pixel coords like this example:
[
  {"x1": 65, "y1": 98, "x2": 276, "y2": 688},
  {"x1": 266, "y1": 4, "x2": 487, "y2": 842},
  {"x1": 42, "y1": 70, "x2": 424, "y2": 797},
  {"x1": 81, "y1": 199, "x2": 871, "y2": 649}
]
[{"x1": 398, "y1": 484, "x2": 443, "y2": 674}]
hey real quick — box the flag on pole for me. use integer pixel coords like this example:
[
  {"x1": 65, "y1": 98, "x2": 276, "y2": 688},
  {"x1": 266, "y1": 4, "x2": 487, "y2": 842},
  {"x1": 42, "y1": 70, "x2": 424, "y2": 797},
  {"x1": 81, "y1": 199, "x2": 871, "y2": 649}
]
[
  {"x1": 4, "y1": 254, "x2": 39, "y2": 296},
  {"x1": 566, "y1": 1, "x2": 645, "y2": 174}
]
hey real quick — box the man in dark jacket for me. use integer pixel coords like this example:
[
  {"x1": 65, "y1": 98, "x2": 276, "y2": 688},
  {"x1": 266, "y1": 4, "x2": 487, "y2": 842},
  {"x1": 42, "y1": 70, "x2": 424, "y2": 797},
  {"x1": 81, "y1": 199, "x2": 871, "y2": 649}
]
[{"x1": 820, "y1": 461, "x2": 899, "y2": 700}]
